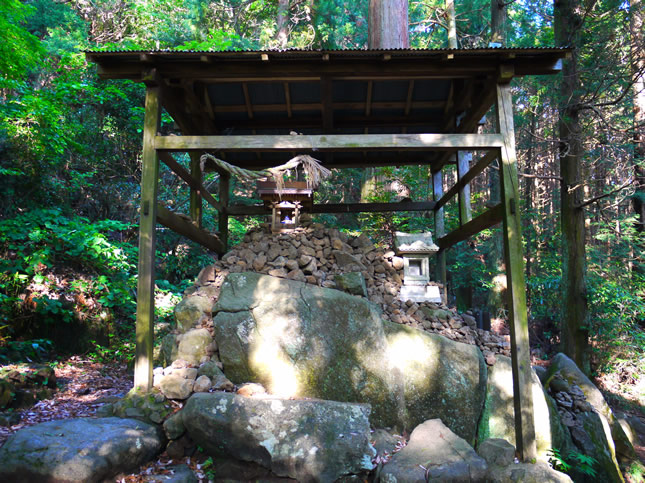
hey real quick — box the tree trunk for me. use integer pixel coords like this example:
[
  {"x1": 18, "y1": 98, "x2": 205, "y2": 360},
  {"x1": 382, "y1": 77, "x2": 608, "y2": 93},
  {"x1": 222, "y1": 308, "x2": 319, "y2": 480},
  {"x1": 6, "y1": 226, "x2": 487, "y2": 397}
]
[
  {"x1": 362, "y1": 0, "x2": 410, "y2": 203},
  {"x1": 490, "y1": 0, "x2": 507, "y2": 45},
  {"x1": 368, "y1": 0, "x2": 409, "y2": 49},
  {"x1": 631, "y1": 0, "x2": 644, "y2": 275},
  {"x1": 486, "y1": 0, "x2": 507, "y2": 314},
  {"x1": 555, "y1": 0, "x2": 590, "y2": 373},
  {"x1": 276, "y1": 0, "x2": 290, "y2": 49},
  {"x1": 446, "y1": 0, "x2": 457, "y2": 48}
]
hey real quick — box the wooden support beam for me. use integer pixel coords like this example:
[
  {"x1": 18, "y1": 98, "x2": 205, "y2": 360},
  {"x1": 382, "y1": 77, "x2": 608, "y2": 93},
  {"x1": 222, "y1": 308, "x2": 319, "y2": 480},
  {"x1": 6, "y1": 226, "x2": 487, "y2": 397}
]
[
  {"x1": 457, "y1": 151, "x2": 473, "y2": 225},
  {"x1": 434, "y1": 150, "x2": 498, "y2": 212},
  {"x1": 189, "y1": 153, "x2": 203, "y2": 228},
  {"x1": 283, "y1": 82, "x2": 292, "y2": 118},
  {"x1": 218, "y1": 173, "x2": 230, "y2": 252},
  {"x1": 226, "y1": 200, "x2": 436, "y2": 216},
  {"x1": 404, "y1": 80, "x2": 415, "y2": 116},
  {"x1": 155, "y1": 133, "x2": 505, "y2": 152},
  {"x1": 497, "y1": 82, "x2": 537, "y2": 461},
  {"x1": 242, "y1": 82, "x2": 254, "y2": 119},
  {"x1": 433, "y1": 170, "x2": 447, "y2": 299},
  {"x1": 157, "y1": 152, "x2": 223, "y2": 212},
  {"x1": 157, "y1": 205, "x2": 224, "y2": 254},
  {"x1": 436, "y1": 203, "x2": 503, "y2": 250},
  {"x1": 433, "y1": 78, "x2": 498, "y2": 172},
  {"x1": 134, "y1": 86, "x2": 161, "y2": 391},
  {"x1": 365, "y1": 80, "x2": 373, "y2": 117}
]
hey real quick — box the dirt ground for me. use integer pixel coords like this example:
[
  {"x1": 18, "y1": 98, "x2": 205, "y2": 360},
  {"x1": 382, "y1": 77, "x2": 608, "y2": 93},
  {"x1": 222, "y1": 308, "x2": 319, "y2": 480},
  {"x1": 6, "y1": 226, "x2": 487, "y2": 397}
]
[{"x1": 0, "y1": 355, "x2": 643, "y2": 482}]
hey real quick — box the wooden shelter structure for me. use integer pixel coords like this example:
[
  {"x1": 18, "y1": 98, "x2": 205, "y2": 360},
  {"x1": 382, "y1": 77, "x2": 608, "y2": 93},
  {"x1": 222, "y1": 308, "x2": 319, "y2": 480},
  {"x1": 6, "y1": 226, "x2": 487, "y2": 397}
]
[{"x1": 87, "y1": 47, "x2": 569, "y2": 460}]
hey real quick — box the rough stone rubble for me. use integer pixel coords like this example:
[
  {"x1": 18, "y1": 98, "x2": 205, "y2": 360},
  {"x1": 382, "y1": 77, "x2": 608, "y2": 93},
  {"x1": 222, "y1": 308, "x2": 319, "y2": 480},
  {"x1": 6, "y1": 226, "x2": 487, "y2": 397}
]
[{"x1": 189, "y1": 222, "x2": 511, "y2": 363}]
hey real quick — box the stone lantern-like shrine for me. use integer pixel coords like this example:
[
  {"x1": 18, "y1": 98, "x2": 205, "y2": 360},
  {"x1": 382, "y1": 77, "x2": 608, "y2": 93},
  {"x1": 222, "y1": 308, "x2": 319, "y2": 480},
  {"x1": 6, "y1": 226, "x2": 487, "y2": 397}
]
[
  {"x1": 257, "y1": 180, "x2": 313, "y2": 233},
  {"x1": 395, "y1": 231, "x2": 441, "y2": 303}
]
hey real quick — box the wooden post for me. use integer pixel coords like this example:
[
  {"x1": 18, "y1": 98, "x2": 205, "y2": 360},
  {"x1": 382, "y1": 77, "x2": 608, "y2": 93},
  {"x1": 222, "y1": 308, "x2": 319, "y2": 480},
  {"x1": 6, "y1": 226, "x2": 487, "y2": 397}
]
[
  {"x1": 496, "y1": 82, "x2": 537, "y2": 461},
  {"x1": 457, "y1": 152, "x2": 473, "y2": 225},
  {"x1": 218, "y1": 172, "x2": 230, "y2": 252},
  {"x1": 432, "y1": 169, "x2": 447, "y2": 303},
  {"x1": 134, "y1": 85, "x2": 161, "y2": 391},
  {"x1": 189, "y1": 153, "x2": 203, "y2": 228}
]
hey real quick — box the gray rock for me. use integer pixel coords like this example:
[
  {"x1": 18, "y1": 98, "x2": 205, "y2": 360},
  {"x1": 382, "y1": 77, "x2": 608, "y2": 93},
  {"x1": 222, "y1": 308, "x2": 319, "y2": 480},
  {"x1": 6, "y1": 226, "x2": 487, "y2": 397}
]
[
  {"x1": 572, "y1": 411, "x2": 625, "y2": 483},
  {"x1": 335, "y1": 272, "x2": 368, "y2": 297},
  {"x1": 160, "y1": 333, "x2": 179, "y2": 367},
  {"x1": 197, "y1": 361, "x2": 233, "y2": 390},
  {"x1": 477, "y1": 354, "x2": 572, "y2": 461},
  {"x1": 174, "y1": 295, "x2": 212, "y2": 333},
  {"x1": 212, "y1": 273, "x2": 487, "y2": 441},
  {"x1": 371, "y1": 429, "x2": 404, "y2": 461},
  {"x1": 487, "y1": 461, "x2": 572, "y2": 483},
  {"x1": 193, "y1": 375, "x2": 211, "y2": 392},
  {"x1": 182, "y1": 392, "x2": 375, "y2": 482},
  {"x1": 155, "y1": 464, "x2": 198, "y2": 483},
  {"x1": 177, "y1": 328, "x2": 212, "y2": 366},
  {"x1": 380, "y1": 419, "x2": 487, "y2": 482},
  {"x1": 547, "y1": 353, "x2": 636, "y2": 465},
  {"x1": 477, "y1": 438, "x2": 516, "y2": 467},
  {"x1": 159, "y1": 374, "x2": 194, "y2": 400},
  {"x1": 332, "y1": 250, "x2": 366, "y2": 270},
  {"x1": 0, "y1": 417, "x2": 163, "y2": 482},
  {"x1": 163, "y1": 411, "x2": 186, "y2": 440},
  {"x1": 533, "y1": 365, "x2": 548, "y2": 384}
]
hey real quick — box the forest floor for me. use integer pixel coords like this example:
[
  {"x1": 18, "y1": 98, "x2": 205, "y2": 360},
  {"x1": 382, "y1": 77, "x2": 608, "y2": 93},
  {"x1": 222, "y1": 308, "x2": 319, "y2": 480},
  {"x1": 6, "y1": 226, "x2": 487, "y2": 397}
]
[{"x1": 0, "y1": 349, "x2": 643, "y2": 481}]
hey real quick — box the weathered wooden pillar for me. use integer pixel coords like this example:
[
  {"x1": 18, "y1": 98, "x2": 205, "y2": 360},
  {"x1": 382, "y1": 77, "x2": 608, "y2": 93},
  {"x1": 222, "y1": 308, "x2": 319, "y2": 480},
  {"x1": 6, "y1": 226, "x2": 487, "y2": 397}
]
[
  {"x1": 432, "y1": 169, "x2": 447, "y2": 303},
  {"x1": 189, "y1": 153, "x2": 203, "y2": 228},
  {"x1": 496, "y1": 82, "x2": 537, "y2": 461},
  {"x1": 134, "y1": 84, "x2": 161, "y2": 390},
  {"x1": 218, "y1": 172, "x2": 230, "y2": 252},
  {"x1": 456, "y1": 152, "x2": 473, "y2": 224}
]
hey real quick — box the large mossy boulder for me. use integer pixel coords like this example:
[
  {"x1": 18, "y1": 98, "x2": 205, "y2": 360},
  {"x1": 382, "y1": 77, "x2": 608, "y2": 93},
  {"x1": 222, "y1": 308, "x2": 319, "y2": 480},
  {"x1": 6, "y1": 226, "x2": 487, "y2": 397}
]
[
  {"x1": 547, "y1": 353, "x2": 634, "y2": 483},
  {"x1": 477, "y1": 355, "x2": 573, "y2": 461},
  {"x1": 547, "y1": 354, "x2": 636, "y2": 464},
  {"x1": 181, "y1": 392, "x2": 375, "y2": 481},
  {"x1": 0, "y1": 417, "x2": 163, "y2": 482},
  {"x1": 212, "y1": 272, "x2": 486, "y2": 442}
]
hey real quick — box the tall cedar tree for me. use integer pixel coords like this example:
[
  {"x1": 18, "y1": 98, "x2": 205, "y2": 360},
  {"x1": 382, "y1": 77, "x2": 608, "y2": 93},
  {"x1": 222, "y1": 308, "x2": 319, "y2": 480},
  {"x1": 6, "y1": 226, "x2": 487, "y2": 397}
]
[
  {"x1": 632, "y1": 0, "x2": 645, "y2": 274},
  {"x1": 555, "y1": 0, "x2": 590, "y2": 373}
]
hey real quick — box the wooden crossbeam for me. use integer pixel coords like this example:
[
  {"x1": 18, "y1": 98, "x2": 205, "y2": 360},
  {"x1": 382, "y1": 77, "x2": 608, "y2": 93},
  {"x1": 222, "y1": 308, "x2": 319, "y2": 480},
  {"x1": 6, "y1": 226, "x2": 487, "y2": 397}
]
[
  {"x1": 155, "y1": 133, "x2": 505, "y2": 152},
  {"x1": 434, "y1": 150, "x2": 498, "y2": 212},
  {"x1": 156, "y1": 205, "x2": 225, "y2": 254},
  {"x1": 210, "y1": 100, "x2": 444, "y2": 114},
  {"x1": 436, "y1": 203, "x2": 503, "y2": 250},
  {"x1": 157, "y1": 152, "x2": 223, "y2": 212},
  {"x1": 226, "y1": 200, "x2": 436, "y2": 216}
]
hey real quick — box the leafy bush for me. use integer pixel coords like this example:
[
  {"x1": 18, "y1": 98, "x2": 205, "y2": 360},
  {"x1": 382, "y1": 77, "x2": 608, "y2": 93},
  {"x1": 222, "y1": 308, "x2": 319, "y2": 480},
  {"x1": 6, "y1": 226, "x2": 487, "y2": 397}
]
[
  {"x1": 0, "y1": 208, "x2": 196, "y2": 360},
  {"x1": 547, "y1": 448, "x2": 598, "y2": 478}
]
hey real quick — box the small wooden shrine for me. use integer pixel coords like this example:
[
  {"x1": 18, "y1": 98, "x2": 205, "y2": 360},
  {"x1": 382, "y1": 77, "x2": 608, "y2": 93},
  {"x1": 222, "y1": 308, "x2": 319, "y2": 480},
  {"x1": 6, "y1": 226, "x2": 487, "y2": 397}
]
[
  {"x1": 257, "y1": 180, "x2": 313, "y2": 232},
  {"x1": 86, "y1": 46, "x2": 570, "y2": 461}
]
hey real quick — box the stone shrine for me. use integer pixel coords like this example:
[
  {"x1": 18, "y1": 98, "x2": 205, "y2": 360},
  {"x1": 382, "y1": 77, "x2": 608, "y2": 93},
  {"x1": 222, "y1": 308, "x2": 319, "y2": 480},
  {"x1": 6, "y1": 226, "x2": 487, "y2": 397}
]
[{"x1": 395, "y1": 231, "x2": 441, "y2": 303}]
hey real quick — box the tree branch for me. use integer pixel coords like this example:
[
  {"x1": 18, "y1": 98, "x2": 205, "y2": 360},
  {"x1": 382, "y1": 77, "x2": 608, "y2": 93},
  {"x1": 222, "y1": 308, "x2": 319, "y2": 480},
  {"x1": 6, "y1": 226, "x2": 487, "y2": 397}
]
[{"x1": 575, "y1": 178, "x2": 636, "y2": 209}]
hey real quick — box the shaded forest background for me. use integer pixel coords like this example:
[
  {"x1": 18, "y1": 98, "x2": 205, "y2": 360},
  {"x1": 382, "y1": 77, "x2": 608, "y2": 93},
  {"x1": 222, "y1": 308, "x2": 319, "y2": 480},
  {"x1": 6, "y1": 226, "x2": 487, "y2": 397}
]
[{"x1": 0, "y1": 0, "x2": 643, "y2": 406}]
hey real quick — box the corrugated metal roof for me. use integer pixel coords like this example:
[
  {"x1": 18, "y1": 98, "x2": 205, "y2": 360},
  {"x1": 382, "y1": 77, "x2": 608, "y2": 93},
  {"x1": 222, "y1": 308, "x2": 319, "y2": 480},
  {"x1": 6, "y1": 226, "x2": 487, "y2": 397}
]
[{"x1": 85, "y1": 46, "x2": 568, "y2": 54}]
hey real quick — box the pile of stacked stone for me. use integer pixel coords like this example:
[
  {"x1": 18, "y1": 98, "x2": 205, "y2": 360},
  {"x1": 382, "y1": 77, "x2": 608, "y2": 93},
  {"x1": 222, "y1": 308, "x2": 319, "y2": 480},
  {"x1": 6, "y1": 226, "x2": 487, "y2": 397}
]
[
  {"x1": 547, "y1": 373, "x2": 593, "y2": 429},
  {"x1": 190, "y1": 222, "x2": 511, "y2": 363}
]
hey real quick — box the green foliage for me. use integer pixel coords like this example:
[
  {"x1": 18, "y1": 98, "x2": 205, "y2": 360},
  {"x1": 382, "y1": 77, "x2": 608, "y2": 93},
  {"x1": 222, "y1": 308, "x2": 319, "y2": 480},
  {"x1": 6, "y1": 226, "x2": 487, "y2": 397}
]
[
  {"x1": 547, "y1": 448, "x2": 598, "y2": 478},
  {"x1": 0, "y1": 339, "x2": 54, "y2": 364},
  {"x1": 0, "y1": 208, "x2": 191, "y2": 357},
  {"x1": 0, "y1": 0, "x2": 43, "y2": 86}
]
